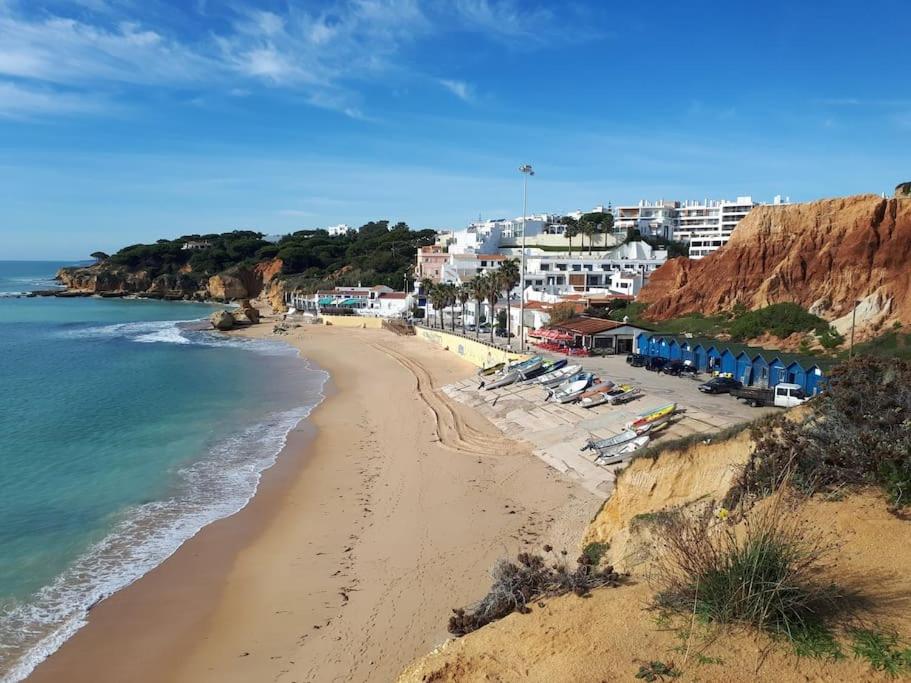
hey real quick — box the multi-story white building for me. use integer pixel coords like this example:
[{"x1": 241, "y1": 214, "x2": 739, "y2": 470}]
[
  {"x1": 612, "y1": 195, "x2": 790, "y2": 258},
  {"x1": 326, "y1": 223, "x2": 354, "y2": 237}
]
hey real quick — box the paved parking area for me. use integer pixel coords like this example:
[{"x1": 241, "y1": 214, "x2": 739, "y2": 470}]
[{"x1": 442, "y1": 353, "x2": 777, "y2": 498}]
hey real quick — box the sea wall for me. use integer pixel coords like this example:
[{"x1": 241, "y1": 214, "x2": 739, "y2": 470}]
[
  {"x1": 416, "y1": 327, "x2": 526, "y2": 367},
  {"x1": 321, "y1": 315, "x2": 385, "y2": 329}
]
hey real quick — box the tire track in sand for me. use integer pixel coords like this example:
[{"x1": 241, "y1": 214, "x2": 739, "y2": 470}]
[{"x1": 371, "y1": 342, "x2": 516, "y2": 457}]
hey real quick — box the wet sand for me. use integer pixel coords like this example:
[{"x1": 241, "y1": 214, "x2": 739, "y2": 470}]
[{"x1": 28, "y1": 323, "x2": 599, "y2": 682}]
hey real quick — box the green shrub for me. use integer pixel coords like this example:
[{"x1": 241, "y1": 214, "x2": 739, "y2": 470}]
[
  {"x1": 654, "y1": 502, "x2": 837, "y2": 641},
  {"x1": 729, "y1": 357, "x2": 911, "y2": 508},
  {"x1": 728, "y1": 303, "x2": 826, "y2": 341},
  {"x1": 849, "y1": 629, "x2": 911, "y2": 676}
]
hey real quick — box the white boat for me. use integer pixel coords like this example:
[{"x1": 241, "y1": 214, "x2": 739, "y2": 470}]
[
  {"x1": 536, "y1": 364, "x2": 582, "y2": 387},
  {"x1": 582, "y1": 429, "x2": 638, "y2": 452},
  {"x1": 606, "y1": 386, "x2": 642, "y2": 405},
  {"x1": 548, "y1": 375, "x2": 594, "y2": 403},
  {"x1": 516, "y1": 358, "x2": 544, "y2": 379},
  {"x1": 484, "y1": 370, "x2": 520, "y2": 390},
  {"x1": 596, "y1": 435, "x2": 650, "y2": 464},
  {"x1": 579, "y1": 383, "x2": 635, "y2": 409}
]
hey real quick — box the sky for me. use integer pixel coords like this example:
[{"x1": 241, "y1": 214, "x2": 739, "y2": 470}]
[{"x1": 0, "y1": 0, "x2": 909, "y2": 259}]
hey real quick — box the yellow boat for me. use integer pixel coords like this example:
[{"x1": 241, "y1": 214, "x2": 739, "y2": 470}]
[{"x1": 627, "y1": 402, "x2": 676, "y2": 429}]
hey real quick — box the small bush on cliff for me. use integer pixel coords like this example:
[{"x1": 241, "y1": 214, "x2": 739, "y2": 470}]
[
  {"x1": 727, "y1": 303, "x2": 827, "y2": 342},
  {"x1": 448, "y1": 548, "x2": 625, "y2": 636},
  {"x1": 728, "y1": 357, "x2": 911, "y2": 509},
  {"x1": 654, "y1": 501, "x2": 838, "y2": 642}
]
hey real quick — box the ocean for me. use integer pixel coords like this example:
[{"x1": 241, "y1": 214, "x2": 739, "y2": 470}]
[{"x1": 0, "y1": 261, "x2": 327, "y2": 681}]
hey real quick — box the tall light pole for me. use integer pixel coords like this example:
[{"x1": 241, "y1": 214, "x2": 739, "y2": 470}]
[{"x1": 518, "y1": 164, "x2": 534, "y2": 352}]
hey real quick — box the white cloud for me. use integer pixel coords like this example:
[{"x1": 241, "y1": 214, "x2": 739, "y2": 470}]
[
  {"x1": 0, "y1": 80, "x2": 104, "y2": 117},
  {"x1": 438, "y1": 78, "x2": 473, "y2": 102},
  {"x1": 0, "y1": 0, "x2": 571, "y2": 119}
]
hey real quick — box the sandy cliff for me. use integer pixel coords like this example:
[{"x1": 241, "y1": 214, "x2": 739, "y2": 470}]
[
  {"x1": 638, "y1": 195, "x2": 911, "y2": 336},
  {"x1": 398, "y1": 427, "x2": 911, "y2": 682}
]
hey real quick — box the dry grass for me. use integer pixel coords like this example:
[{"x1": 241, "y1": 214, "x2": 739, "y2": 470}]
[
  {"x1": 653, "y1": 496, "x2": 839, "y2": 642},
  {"x1": 448, "y1": 548, "x2": 625, "y2": 636}
]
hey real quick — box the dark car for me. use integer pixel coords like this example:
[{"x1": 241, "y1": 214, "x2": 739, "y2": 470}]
[
  {"x1": 698, "y1": 377, "x2": 743, "y2": 394},
  {"x1": 645, "y1": 357, "x2": 668, "y2": 372},
  {"x1": 626, "y1": 353, "x2": 647, "y2": 367},
  {"x1": 662, "y1": 360, "x2": 699, "y2": 377},
  {"x1": 495, "y1": 328, "x2": 515, "y2": 338}
]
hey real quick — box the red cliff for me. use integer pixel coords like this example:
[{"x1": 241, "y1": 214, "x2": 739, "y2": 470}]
[{"x1": 638, "y1": 195, "x2": 911, "y2": 334}]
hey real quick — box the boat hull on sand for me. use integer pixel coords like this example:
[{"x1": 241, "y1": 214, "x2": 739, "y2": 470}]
[{"x1": 536, "y1": 364, "x2": 582, "y2": 387}]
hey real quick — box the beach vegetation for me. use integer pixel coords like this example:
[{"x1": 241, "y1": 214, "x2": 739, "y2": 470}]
[
  {"x1": 653, "y1": 500, "x2": 840, "y2": 650},
  {"x1": 448, "y1": 548, "x2": 625, "y2": 636},
  {"x1": 849, "y1": 629, "x2": 911, "y2": 676},
  {"x1": 633, "y1": 659, "x2": 681, "y2": 681},
  {"x1": 728, "y1": 357, "x2": 911, "y2": 510}
]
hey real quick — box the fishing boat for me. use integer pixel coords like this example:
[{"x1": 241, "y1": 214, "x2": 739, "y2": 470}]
[
  {"x1": 516, "y1": 358, "x2": 545, "y2": 379},
  {"x1": 582, "y1": 428, "x2": 638, "y2": 452},
  {"x1": 477, "y1": 362, "x2": 505, "y2": 377},
  {"x1": 507, "y1": 355, "x2": 542, "y2": 372},
  {"x1": 484, "y1": 370, "x2": 520, "y2": 390},
  {"x1": 520, "y1": 358, "x2": 566, "y2": 382},
  {"x1": 595, "y1": 435, "x2": 650, "y2": 464},
  {"x1": 547, "y1": 373, "x2": 594, "y2": 403},
  {"x1": 606, "y1": 385, "x2": 641, "y2": 405},
  {"x1": 626, "y1": 402, "x2": 676, "y2": 430},
  {"x1": 579, "y1": 383, "x2": 635, "y2": 409},
  {"x1": 578, "y1": 380, "x2": 614, "y2": 400},
  {"x1": 536, "y1": 364, "x2": 582, "y2": 387}
]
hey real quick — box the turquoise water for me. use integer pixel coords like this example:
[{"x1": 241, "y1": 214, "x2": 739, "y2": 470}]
[{"x1": 0, "y1": 262, "x2": 327, "y2": 680}]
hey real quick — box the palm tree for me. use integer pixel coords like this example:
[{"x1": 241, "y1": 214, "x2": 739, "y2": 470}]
[
  {"x1": 581, "y1": 219, "x2": 596, "y2": 255},
  {"x1": 419, "y1": 278, "x2": 434, "y2": 323},
  {"x1": 429, "y1": 284, "x2": 446, "y2": 329},
  {"x1": 445, "y1": 283, "x2": 458, "y2": 332},
  {"x1": 485, "y1": 272, "x2": 499, "y2": 345},
  {"x1": 457, "y1": 284, "x2": 471, "y2": 335},
  {"x1": 498, "y1": 258, "x2": 520, "y2": 344},
  {"x1": 471, "y1": 274, "x2": 487, "y2": 339},
  {"x1": 563, "y1": 216, "x2": 579, "y2": 257}
]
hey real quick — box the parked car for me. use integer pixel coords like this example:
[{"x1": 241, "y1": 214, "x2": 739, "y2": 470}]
[
  {"x1": 731, "y1": 383, "x2": 808, "y2": 408},
  {"x1": 495, "y1": 328, "x2": 515, "y2": 338},
  {"x1": 645, "y1": 357, "x2": 668, "y2": 372},
  {"x1": 661, "y1": 360, "x2": 699, "y2": 377},
  {"x1": 626, "y1": 353, "x2": 647, "y2": 367},
  {"x1": 697, "y1": 377, "x2": 743, "y2": 394}
]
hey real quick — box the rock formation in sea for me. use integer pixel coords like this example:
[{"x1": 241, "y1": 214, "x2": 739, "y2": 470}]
[
  {"x1": 637, "y1": 194, "x2": 911, "y2": 336},
  {"x1": 56, "y1": 258, "x2": 286, "y2": 310}
]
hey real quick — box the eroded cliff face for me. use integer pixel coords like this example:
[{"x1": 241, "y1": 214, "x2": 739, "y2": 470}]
[
  {"x1": 638, "y1": 195, "x2": 911, "y2": 334},
  {"x1": 57, "y1": 258, "x2": 284, "y2": 303}
]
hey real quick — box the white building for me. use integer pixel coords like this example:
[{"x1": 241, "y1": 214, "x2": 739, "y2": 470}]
[
  {"x1": 286, "y1": 285, "x2": 412, "y2": 318},
  {"x1": 326, "y1": 224, "x2": 354, "y2": 237},
  {"x1": 673, "y1": 196, "x2": 759, "y2": 259},
  {"x1": 613, "y1": 200, "x2": 678, "y2": 240}
]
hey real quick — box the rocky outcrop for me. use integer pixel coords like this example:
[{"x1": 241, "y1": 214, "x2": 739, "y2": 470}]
[
  {"x1": 638, "y1": 195, "x2": 911, "y2": 336},
  {"x1": 210, "y1": 310, "x2": 235, "y2": 330},
  {"x1": 56, "y1": 258, "x2": 284, "y2": 303}
]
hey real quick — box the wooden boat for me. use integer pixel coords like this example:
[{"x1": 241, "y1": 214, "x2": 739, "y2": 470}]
[
  {"x1": 536, "y1": 364, "x2": 582, "y2": 387},
  {"x1": 582, "y1": 428, "x2": 637, "y2": 452},
  {"x1": 520, "y1": 358, "x2": 566, "y2": 382},
  {"x1": 626, "y1": 402, "x2": 676, "y2": 430},
  {"x1": 519, "y1": 357, "x2": 559, "y2": 381},
  {"x1": 484, "y1": 370, "x2": 520, "y2": 390},
  {"x1": 596, "y1": 435, "x2": 650, "y2": 464},
  {"x1": 548, "y1": 374, "x2": 594, "y2": 403},
  {"x1": 477, "y1": 362, "x2": 505, "y2": 376},
  {"x1": 606, "y1": 385, "x2": 641, "y2": 405},
  {"x1": 578, "y1": 380, "x2": 614, "y2": 400},
  {"x1": 580, "y1": 383, "x2": 635, "y2": 409}
]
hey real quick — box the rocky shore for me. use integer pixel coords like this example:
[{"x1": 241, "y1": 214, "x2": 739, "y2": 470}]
[{"x1": 50, "y1": 258, "x2": 288, "y2": 310}]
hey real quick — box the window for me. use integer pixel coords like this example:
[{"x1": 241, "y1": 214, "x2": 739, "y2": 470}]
[
  {"x1": 540, "y1": 263, "x2": 550, "y2": 271},
  {"x1": 572, "y1": 264, "x2": 581, "y2": 271}
]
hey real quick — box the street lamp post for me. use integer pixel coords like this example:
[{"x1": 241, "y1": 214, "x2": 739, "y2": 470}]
[{"x1": 518, "y1": 164, "x2": 535, "y2": 352}]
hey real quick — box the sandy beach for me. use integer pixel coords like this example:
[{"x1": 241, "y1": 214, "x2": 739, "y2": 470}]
[{"x1": 28, "y1": 322, "x2": 599, "y2": 682}]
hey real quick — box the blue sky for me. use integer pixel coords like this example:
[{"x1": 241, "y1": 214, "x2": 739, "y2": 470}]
[{"x1": 1, "y1": 0, "x2": 909, "y2": 259}]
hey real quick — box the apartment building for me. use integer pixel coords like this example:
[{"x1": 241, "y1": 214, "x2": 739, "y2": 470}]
[{"x1": 613, "y1": 200, "x2": 678, "y2": 240}]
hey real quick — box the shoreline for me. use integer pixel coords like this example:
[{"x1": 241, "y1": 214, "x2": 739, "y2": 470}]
[{"x1": 27, "y1": 321, "x2": 600, "y2": 682}]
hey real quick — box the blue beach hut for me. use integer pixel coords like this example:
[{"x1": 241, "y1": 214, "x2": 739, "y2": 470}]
[
  {"x1": 669, "y1": 339, "x2": 682, "y2": 361},
  {"x1": 658, "y1": 337, "x2": 671, "y2": 359},
  {"x1": 692, "y1": 344, "x2": 707, "y2": 371},
  {"x1": 706, "y1": 346, "x2": 722, "y2": 372},
  {"x1": 805, "y1": 365, "x2": 823, "y2": 395},
  {"x1": 785, "y1": 361, "x2": 807, "y2": 390},
  {"x1": 735, "y1": 351, "x2": 753, "y2": 385},
  {"x1": 769, "y1": 357, "x2": 786, "y2": 386},
  {"x1": 636, "y1": 333, "x2": 650, "y2": 355},
  {"x1": 751, "y1": 355, "x2": 770, "y2": 387},
  {"x1": 720, "y1": 349, "x2": 737, "y2": 375},
  {"x1": 649, "y1": 336, "x2": 662, "y2": 357},
  {"x1": 679, "y1": 342, "x2": 693, "y2": 362}
]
